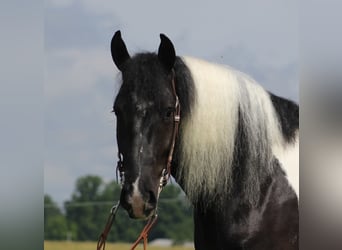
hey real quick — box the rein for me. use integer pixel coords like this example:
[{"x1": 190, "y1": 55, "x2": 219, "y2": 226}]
[{"x1": 97, "y1": 70, "x2": 180, "y2": 250}]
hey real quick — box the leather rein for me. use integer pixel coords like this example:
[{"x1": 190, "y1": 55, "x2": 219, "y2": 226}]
[{"x1": 97, "y1": 70, "x2": 180, "y2": 250}]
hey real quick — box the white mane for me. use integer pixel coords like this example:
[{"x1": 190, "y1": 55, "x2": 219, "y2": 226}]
[{"x1": 177, "y1": 56, "x2": 286, "y2": 205}]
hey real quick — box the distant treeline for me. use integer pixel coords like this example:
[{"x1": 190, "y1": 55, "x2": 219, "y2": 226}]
[{"x1": 44, "y1": 175, "x2": 194, "y2": 243}]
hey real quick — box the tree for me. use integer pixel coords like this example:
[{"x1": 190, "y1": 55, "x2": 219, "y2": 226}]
[
  {"x1": 44, "y1": 195, "x2": 68, "y2": 240},
  {"x1": 52, "y1": 174, "x2": 195, "y2": 243},
  {"x1": 65, "y1": 175, "x2": 104, "y2": 241},
  {"x1": 150, "y1": 185, "x2": 194, "y2": 243}
]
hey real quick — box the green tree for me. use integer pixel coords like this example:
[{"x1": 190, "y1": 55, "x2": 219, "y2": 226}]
[
  {"x1": 65, "y1": 175, "x2": 104, "y2": 241},
  {"x1": 63, "y1": 175, "x2": 194, "y2": 243},
  {"x1": 150, "y1": 185, "x2": 194, "y2": 244},
  {"x1": 44, "y1": 194, "x2": 68, "y2": 240}
]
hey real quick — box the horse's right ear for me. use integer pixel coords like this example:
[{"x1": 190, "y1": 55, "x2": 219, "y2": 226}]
[
  {"x1": 111, "y1": 30, "x2": 130, "y2": 71},
  {"x1": 158, "y1": 34, "x2": 176, "y2": 71}
]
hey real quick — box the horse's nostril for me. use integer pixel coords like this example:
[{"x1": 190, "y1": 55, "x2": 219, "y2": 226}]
[
  {"x1": 144, "y1": 191, "x2": 157, "y2": 216},
  {"x1": 120, "y1": 190, "x2": 131, "y2": 210},
  {"x1": 148, "y1": 190, "x2": 157, "y2": 205}
]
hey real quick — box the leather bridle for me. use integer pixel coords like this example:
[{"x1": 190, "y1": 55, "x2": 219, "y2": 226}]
[
  {"x1": 97, "y1": 70, "x2": 180, "y2": 250},
  {"x1": 160, "y1": 69, "x2": 181, "y2": 191}
]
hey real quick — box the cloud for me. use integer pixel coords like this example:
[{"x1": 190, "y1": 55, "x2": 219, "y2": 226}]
[
  {"x1": 47, "y1": 0, "x2": 75, "y2": 8},
  {"x1": 45, "y1": 1, "x2": 118, "y2": 50},
  {"x1": 46, "y1": 0, "x2": 298, "y2": 62},
  {"x1": 46, "y1": 48, "x2": 119, "y2": 99},
  {"x1": 45, "y1": 47, "x2": 120, "y2": 203},
  {"x1": 44, "y1": 163, "x2": 75, "y2": 204}
]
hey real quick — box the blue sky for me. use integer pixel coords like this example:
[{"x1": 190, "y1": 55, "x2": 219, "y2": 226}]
[{"x1": 44, "y1": 0, "x2": 298, "y2": 204}]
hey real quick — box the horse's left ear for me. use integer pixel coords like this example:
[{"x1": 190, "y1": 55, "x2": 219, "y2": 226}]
[{"x1": 158, "y1": 34, "x2": 176, "y2": 71}]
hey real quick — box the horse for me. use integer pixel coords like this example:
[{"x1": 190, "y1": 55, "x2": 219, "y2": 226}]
[{"x1": 110, "y1": 30, "x2": 299, "y2": 250}]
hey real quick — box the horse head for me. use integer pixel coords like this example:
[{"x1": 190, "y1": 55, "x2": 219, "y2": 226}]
[{"x1": 111, "y1": 31, "x2": 179, "y2": 219}]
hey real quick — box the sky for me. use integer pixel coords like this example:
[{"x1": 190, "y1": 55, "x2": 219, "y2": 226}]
[{"x1": 44, "y1": 0, "x2": 299, "y2": 205}]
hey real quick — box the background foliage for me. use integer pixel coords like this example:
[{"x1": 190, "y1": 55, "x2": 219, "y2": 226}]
[{"x1": 44, "y1": 175, "x2": 193, "y2": 243}]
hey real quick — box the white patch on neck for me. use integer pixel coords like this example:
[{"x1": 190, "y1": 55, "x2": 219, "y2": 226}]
[{"x1": 273, "y1": 133, "x2": 299, "y2": 197}]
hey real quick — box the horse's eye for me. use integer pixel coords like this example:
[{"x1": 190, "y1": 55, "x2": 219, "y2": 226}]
[{"x1": 164, "y1": 107, "x2": 175, "y2": 120}]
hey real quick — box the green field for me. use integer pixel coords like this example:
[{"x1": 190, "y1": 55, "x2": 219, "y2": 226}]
[{"x1": 44, "y1": 241, "x2": 194, "y2": 250}]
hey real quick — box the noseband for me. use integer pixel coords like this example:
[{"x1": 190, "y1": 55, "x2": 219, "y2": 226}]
[{"x1": 97, "y1": 70, "x2": 180, "y2": 250}]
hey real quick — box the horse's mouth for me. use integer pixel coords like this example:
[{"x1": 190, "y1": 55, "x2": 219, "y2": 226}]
[{"x1": 126, "y1": 204, "x2": 156, "y2": 220}]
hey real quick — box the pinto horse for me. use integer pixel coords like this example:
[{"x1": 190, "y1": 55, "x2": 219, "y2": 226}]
[{"x1": 110, "y1": 30, "x2": 299, "y2": 250}]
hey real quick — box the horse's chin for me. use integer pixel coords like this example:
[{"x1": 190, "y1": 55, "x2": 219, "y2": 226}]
[{"x1": 127, "y1": 208, "x2": 156, "y2": 221}]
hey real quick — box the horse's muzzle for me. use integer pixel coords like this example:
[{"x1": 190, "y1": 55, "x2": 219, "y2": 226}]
[{"x1": 120, "y1": 186, "x2": 157, "y2": 219}]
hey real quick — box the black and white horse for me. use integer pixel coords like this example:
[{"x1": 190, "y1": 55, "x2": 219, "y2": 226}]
[{"x1": 110, "y1": 30, "x2": 299, "y2": 250}]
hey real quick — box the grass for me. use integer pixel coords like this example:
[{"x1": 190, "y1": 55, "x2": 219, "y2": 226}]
[{"x1": 44, "y1": 241, "x2": 194, "y2": 250}]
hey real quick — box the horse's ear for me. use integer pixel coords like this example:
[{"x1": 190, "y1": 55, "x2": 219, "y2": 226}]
[
  {"x1": 111, "y1": 30, "x2": 130, "y2": 71},
  {"x1": 158, "y1": 34, "x2": 176, "y2": 71}
]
